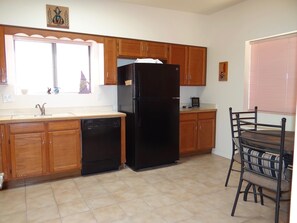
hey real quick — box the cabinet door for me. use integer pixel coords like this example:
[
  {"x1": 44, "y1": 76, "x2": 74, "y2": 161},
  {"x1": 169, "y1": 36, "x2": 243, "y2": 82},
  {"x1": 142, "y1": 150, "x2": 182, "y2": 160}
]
[
  {"x1": 117, "y1": 39, "x2": 143, "y2": 58},
  {"x1": 144, "y1": 41, "x2": 168, "y2": 60},
  {"x1": 179, "y1": 113, "x2": 197, "y2": 155},
  {"x1": 169, "y1": 44, "x2": 187, "y2": 85},
  {"x1": 48, "y1": 129, "x2": 81, "y2": 173},
  {"x1": 0, "y1": 25, "x2": 7, "y2": 84},
  {"x1": 197, "y1": 112, "x2": 216, "y2": 150},
  {"x1": 10, "y1": 132, "x2": 46, "y2": 178},
  {"x1": 104, "y1": 37, "x2": 117, "y2": 85},
  {"x1": 0, "y1": 125, "x2": 4, "y2": 173},
  {"x1": 187, "y1": 47, "x2": 206, "y2": 86}
]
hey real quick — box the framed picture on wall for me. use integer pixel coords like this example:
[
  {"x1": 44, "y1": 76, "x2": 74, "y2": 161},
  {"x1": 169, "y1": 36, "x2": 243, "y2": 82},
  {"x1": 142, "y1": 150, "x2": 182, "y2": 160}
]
[
  {"x1": 219, "y1": 61, "x2": 228, "y2": 81},
  {"x1": 46, "y1": 5, "x2": 69, "y2": 29}
]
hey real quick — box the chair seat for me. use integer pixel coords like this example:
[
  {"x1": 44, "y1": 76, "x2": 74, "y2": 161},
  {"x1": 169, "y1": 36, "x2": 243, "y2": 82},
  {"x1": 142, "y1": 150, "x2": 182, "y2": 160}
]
[
  {"x1": 233, "y1": 152, "x2": 241, "y2": 163},
  {"x1": 243, "y1": 171, "x2": 291, "y2": 192}
]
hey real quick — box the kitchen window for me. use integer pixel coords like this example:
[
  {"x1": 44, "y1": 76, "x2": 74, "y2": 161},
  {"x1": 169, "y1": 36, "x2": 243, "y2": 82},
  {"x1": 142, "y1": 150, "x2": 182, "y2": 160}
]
[
  {"x1": 13, "y1": 36, "x2": 91, "y2": 94},
  {"x1": 248, "y1": 33, "x2": 297, "y2": 114}
]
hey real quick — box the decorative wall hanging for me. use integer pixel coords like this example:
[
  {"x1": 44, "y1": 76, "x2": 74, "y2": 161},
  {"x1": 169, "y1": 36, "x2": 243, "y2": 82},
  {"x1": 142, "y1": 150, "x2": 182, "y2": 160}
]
[
  {"x1": 46, "y1": 5, "x2": 69, "y2": 29},
  {"x1": 219, "y1": 61, "x2": 228, "y2": 81}
]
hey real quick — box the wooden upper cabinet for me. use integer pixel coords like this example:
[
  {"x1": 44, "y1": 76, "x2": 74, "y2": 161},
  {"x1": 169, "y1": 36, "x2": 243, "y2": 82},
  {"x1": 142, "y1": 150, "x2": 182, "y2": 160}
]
[
  {"x1": 0, "y1": 25, "x2": 7, "y2": 84},
  {"x1": 117, "y1": 39, "x2": 143, "y2": 58},
  {"x1": 104, "y1": 37, "x2": 118, "y2": 85},
  {"x1": 169, "y1": 44, "x2": 206, "y2": 86},
  {"x1": 169, "y1": 44, "x2": 188, "y2": 85},
  {"x1": 117, "y1": 38, "x2": 168, "y2": 60},
  {"x1": 188, "y1": 46, "x2": 206, "y2": 86},
  {"x1": 143, "y1": 41, "x2": 168, "y2": 60}
]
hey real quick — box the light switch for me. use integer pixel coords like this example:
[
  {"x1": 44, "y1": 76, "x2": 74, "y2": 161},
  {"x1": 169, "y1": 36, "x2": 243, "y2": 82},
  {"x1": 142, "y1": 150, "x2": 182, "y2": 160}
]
[{"x1": 2, "y1": 94, "x2": 13, "y2": 103}]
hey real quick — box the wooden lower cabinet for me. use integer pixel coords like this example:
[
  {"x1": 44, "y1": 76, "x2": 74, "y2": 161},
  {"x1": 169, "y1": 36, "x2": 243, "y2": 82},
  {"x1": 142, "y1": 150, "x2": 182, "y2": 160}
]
[
  {"x1": 48, "y1": 121, "x2": 81, "y2": 173},
  {"x1": 7, "y1": 120, "x2": 81, "y2": 180},
  {"x1": 180, "y1": 111, "x2": 216, "y2": 156},
  {"x1": 8, "y1": 122, "x2": 46, "y2": 179},
  {"x1": 0, "y1": 125, "x2": 5, "y2": 173},
  {"x1": 180, "y1": 113, "x2": 197, "y2": 154},
  {"x1": 10, "y1": 132, "x2": 47, "y2": 178},
  {"x1": 197, "y1": 112, "x2": 216, "y2": 150}
]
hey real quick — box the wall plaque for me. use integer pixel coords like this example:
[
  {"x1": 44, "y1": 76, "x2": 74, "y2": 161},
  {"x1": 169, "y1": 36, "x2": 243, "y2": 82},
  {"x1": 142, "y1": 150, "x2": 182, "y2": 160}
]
[{"x1": 46, "y1": 5, "x2": 69, "y2": 29}]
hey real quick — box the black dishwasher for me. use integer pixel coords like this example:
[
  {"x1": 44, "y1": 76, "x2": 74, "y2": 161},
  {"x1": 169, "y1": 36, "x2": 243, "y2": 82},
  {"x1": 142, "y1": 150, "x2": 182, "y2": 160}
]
[{"x1": 81, "y1": 118, "x2": 121, "y2": 175}]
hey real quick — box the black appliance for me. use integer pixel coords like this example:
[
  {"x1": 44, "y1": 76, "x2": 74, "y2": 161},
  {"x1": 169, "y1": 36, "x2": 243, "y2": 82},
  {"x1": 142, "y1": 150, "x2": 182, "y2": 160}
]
[
  {"x1": 117, "y1": 63, "x2": 180, "y2": 170},
  {"x1": 81, "y1": 118, "x2": 121, "y2": 175},
  {"x1": 191, "y1": 97, "x2": 200, "y2": 107}
]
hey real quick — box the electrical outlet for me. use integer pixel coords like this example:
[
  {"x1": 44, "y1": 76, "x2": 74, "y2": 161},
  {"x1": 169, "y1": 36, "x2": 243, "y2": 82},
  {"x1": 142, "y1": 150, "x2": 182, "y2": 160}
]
[{"x1": 2, "y1": 94, "x2": 13, "y2": 103}]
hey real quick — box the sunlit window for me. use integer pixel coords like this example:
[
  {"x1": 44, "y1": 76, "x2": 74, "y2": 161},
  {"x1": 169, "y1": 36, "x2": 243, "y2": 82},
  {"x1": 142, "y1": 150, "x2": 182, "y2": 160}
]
[
  {"x1": 14, "y1": 37, "x2": 91, "y2": 94},
  {"x1": 248, "y1": 33, "x2": 297, "y2": 114}
]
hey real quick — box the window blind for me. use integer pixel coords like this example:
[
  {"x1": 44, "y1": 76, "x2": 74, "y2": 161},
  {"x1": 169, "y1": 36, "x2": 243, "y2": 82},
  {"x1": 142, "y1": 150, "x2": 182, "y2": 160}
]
[{"x1": 249, "y1": 33, "x2": 297, "y2": 114}]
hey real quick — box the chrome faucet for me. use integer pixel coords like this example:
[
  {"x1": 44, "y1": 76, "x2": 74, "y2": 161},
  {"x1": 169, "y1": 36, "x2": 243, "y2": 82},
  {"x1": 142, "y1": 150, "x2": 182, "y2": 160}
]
[{"x1": 35, "y1": 103, "x2": 46, "y2": 116}]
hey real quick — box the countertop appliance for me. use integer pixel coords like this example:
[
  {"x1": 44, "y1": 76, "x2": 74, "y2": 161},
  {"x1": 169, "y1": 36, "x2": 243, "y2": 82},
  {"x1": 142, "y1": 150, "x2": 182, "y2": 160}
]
[
  {"x1": 81, "y1": 118, "x2": 121, "y2": 175},
  {"x1": 117, "y1": 63, "x2": 180, "y2": 170},
  {"x1": 191, "y1": 97, "x2": 200, "y2": 107}
]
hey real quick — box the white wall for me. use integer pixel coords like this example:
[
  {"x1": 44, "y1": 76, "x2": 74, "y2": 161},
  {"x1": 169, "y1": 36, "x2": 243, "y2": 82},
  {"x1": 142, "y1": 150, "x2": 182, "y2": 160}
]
[
  {"x1": 0, "y1": 0, "x2": 207, "y2": 111},
  {"x1": 203, "y1": 0, "x2": 297, "y2": 158}
]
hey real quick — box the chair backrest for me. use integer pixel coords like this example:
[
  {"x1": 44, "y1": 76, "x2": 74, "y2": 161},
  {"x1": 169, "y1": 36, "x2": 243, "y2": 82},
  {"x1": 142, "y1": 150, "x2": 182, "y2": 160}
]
[
  {"x1": 236, "y1": 115, "x2": 286, "y2": 182},
  {"x1": 229, "y1": 106, "x2": 258, "y2": 152}
]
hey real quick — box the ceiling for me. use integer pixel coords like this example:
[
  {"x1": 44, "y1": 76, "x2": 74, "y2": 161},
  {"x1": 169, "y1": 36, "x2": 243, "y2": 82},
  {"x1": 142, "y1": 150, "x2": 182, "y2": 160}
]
[{"x1": 113, "y1": 0, "x2": 247, "y2": 15}]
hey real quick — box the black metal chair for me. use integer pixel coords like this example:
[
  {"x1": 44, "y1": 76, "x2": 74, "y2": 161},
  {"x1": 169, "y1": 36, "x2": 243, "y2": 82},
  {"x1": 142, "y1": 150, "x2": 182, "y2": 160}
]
[
  {"x1": 231, "y1": 116, "x2": 291, "y2": 223},
  {"x1": 225, "y1": 106, "x2": 258, "y2": 187}
]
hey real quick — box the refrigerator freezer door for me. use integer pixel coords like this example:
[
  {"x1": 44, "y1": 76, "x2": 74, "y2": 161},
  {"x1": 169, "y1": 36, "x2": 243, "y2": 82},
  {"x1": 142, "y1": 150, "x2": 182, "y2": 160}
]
[{"x1": 134, "y1": 63, "x2": 180, "y2": 99}]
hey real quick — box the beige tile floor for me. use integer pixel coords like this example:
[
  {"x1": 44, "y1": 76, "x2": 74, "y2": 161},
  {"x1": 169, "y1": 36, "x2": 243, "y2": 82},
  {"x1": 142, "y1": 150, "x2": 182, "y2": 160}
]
[{"x1": 0, "y1": 154, "x2": 290, "y2": 223}]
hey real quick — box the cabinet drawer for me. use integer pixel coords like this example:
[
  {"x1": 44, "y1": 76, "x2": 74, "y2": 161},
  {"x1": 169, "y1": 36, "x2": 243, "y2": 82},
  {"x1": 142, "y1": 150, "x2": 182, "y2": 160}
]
[
  {"x1": 198, "y1": 112, "x2": 216, "y2": 119},
  {"x1": 180, "y1": 113, "x2": 197, "y2": 121},
  {"x1": 48, "y1": 120, "x2": 80, "y2": 131},
  {"x1": 10, "y1": 122, "x2": 45, "y2": 134}
]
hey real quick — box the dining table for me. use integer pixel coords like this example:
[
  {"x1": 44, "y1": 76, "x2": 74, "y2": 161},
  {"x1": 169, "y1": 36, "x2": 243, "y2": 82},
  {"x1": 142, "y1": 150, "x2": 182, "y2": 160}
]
[
  {"x1": 241, "y1": 130, "x2": 295, "y2": 154},
  {"x1": 241, "y1": 130, "x2": 295, "y2": 166},
  {"x1": 240, "y1": 130, "x2": 294, "y2": 202}
]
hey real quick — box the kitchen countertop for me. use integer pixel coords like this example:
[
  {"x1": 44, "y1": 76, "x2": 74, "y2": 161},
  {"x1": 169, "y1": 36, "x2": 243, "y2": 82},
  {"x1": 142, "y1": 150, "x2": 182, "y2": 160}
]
[
  {"x1": 0, "y1": 111, "x2": 126, "y2": 124},
  {"x1": 180, "y1": 106, "x2": 217, "y2": 114},
  {"x1": 0, "y1": 105, "x2": 216, "y2": 123}
]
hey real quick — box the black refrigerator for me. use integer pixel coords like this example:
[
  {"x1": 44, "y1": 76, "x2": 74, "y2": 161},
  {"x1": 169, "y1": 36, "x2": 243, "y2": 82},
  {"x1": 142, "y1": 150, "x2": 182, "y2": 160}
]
[{"x1": 117, "y1": 63, "x2": 180, "y2": 170}]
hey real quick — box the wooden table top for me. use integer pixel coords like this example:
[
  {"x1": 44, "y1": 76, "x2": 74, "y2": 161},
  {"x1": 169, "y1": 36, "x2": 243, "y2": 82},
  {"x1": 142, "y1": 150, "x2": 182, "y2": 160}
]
[{"x1": 241, "y1": 130, "x2": 295, "y2": 154}]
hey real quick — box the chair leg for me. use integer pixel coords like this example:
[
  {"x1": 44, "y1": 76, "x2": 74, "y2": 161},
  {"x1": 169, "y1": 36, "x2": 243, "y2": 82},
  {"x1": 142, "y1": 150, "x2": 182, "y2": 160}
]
[
  {"x1": 275, "y1": 190, "x2": 281, "y2": 223},
  {"x1": 243, "y1": 183, "x2": 258, "y2": 203},
  {"x1": 225, "y1": 158, "x2": 234, "y2": 187},
  {"x1": 258, "y1": 187, "x2": 264, "y2": 205},
  {"x1": 243, "y1": 182, "x2": 252, "y2": 201},
  {"x1": 252, "y1": 184, "x2": 258, "y2": 203},
  {"x1": 231, "y1": 178, "x2": 243, "y2": 216}
]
